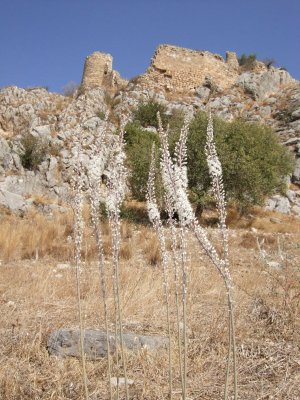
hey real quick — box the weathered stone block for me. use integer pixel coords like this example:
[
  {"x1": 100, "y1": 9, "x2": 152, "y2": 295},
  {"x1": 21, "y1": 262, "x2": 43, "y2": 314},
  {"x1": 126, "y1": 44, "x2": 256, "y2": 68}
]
[{"x1": 48, "y1": 328, "x2": 168, "y2": 360}]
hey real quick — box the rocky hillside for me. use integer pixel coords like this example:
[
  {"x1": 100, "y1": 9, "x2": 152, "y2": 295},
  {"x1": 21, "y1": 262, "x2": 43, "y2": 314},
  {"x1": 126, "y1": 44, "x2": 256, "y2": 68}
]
[{"x1": 0, "y1": 44, "x2": 300, "y2": 215}]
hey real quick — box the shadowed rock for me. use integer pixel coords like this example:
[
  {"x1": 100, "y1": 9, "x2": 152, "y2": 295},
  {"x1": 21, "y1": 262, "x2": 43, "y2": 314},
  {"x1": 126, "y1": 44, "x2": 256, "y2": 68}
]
[{"x1": 48, "y1": 328, "x2": 168, "y2": 360}]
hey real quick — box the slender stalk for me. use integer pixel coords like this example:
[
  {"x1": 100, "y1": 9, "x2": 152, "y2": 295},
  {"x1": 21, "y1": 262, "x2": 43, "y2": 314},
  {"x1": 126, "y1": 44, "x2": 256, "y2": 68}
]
[
  {"x1": 179, "y1": 226, "x2": 188, "y2": 400},
  {"x1": 105, "y1": 125, "x2": 128, "y2": 399},
  {"x1": 169, "y1": 222, "x2": 184, "y2": 394},
  {"x1": 226, "y1": 286, "x2": 238, "y2": 400},
  {"x1": 75, "y1": 263, "x2": 89, "y2": 400},
  {"x1": 206, "y1": 112, "x2": 237, "y2": 399},
  {"x1": 89, "y1": 194, "x2": 113, "y2": 400},
  {"x1": 224, "y1": 294, "x2": 232, "y2": 400},
  {"x1": 147, "y1": 146, "x2": 173, "y2": 399},
  {"x1": 111, "y1": 215, "x2": 129, "y2": 400},
  {"x1": 74, "y1": 176, "x2": 89, "y2": 400},
  {"x1": 156, "y1": 221, "x2": 173, "y2": 400}
]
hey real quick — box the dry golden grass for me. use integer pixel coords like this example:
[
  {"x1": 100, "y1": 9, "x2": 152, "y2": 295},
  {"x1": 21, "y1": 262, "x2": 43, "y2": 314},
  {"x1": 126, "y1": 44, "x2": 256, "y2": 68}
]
[
  {"x1": 0, "y1": 210, "x2": 74, "y2": 261},
  {"x1": 0, "y1": 209, "x2": 136, "y2": 263},
  {"x1": 0, "y1": 209, "x2": 300, "y2": 399}
]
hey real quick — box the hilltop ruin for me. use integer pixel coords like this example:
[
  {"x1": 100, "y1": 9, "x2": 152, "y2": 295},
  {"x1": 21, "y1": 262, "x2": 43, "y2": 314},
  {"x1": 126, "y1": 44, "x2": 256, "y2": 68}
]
[{"x1": 80, "y1": 51, "x2": 127, "y2": 92}]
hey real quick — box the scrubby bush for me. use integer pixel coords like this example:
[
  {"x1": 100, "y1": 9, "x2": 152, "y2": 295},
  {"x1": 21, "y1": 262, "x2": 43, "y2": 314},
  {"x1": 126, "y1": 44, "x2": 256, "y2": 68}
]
[
  {"x1": 124, "y1": 122, "x2": 160, "y2": 200},
  {"x1": 262, "y1": 58, "x2": 276, "y2": 69},
  {"x1": 125, "y1": 108, "x2": 185, "y2": 202},
  {"x1": 132, "y1": 100, "x2": 169, "y2": 129},
  {"x1": 238, "y1": 53, "x2": 257, "y2": 68},
  {"x1": 187, "y1": 112, "x2": 294, "y2": 212},
  {"x1": 19, "y1": 134, "x2": 48, "y2": 171},
  {"x1": 126, "y1": 110, "x2": 293, "y2": 213}
]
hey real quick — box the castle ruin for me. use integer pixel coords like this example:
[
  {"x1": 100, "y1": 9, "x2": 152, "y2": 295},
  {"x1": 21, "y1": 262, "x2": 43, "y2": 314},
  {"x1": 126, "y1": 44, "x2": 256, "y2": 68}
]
[
  {"x1": 80, "y1": 45, "x2": 273, "y2": 97},
  {"x1": 80, "y1": 51, "x2": 127, "y2": 92},
  {"x1": 139, "y1": 44, "x2": 240, "y2": 93}
]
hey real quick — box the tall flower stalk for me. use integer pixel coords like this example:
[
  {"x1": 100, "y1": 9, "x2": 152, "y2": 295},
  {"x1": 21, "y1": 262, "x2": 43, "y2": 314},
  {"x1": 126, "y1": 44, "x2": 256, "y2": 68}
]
[
  {"x1": 154, "y1": 111, "x2": 237, "y2": 400},
  {"x1": 86, "y1": 114, "x2": 114, "y2": 399},
  {"x1": 106, "y1": 125, "x2": 129, "y2": 400},
  {"x1": 166, "y1": 201, "x2": 184, "y2": 394},
  {"x1": 205, "y1": 112, "x2": 237, "y2": 400},
  {"x1": 73, "y1": 133, "x2": 89, "y2": 400},
  {"x1": 146, "y1": 146, "x2": 173, "y2": 399}
]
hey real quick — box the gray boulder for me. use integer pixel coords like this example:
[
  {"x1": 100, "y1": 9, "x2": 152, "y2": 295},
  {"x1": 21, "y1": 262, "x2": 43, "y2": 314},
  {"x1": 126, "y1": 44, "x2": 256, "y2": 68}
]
[
  {"x1": 0, "y1": 138, "x2": 13, "y2": 170},
  {"x1": 32, "y1": 125, "x2": 52, "y2": 139},
  {"x1": 48, "y1": 328, "x2": 168, "y2": 360},
  {"x1": 0, "y1": 189, "x2": 27, "y2": 211},
  {"x1": 266, "y1": 195, "x2": 290, "y2": 214},
  {"x1": 237, "y1": 69, "x2": 293, "y2": 100},
  {"x1": 291, "y1": 108, "x2": 300, "y2": 121},
  {"x1": 195, "y1": 86, "x2": 211, "y2": 100},
  {"x1": 292, "y1": 158, "x2": 300, "y2": 184},
  {"x1": 0, "y1": 173, "x2": 45, "y2": 196}
]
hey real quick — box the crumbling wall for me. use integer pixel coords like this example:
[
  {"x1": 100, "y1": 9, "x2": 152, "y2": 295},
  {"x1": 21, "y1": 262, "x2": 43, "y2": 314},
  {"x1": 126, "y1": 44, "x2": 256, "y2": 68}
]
[
  {"x1": 81, "y1": 51, "x2": 127, "y2": 92},
  {"x1": 139, "y1": 44, "x2": 240, "y2": 93}
]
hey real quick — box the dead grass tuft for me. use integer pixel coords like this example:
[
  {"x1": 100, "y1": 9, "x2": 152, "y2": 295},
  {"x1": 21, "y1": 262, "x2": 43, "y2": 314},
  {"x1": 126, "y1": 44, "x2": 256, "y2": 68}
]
[{"x1": 142, "y1": 234, "x2": 161, "y2": 266}]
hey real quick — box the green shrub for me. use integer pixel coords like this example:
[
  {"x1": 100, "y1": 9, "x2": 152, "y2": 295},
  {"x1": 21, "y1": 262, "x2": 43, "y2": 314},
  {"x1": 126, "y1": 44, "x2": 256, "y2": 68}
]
[
  {"x1": 187, "y1": 112, "x2": 294, "y2": 212},
  {"x1": 125, "y1": 106, "x2": 185, "y2": 202},
  {"x1": 124, "y1": 122, "x2": 161, "y2": 201},
  {"x1": 238, "y1": 53, "x2": 257, "y2": 68},
  {"x1": 120, "y1": 203, "x2": 149, "y2": 224},
  {"x1": 126, "y1": 109, "x2": 293, "y2": 213},
  {"x1": 132, "y1": 100, "x2": 169, "y2": 129},
  {"x1": 19, "y1": 134, "x2": 48, "y2": 171}
]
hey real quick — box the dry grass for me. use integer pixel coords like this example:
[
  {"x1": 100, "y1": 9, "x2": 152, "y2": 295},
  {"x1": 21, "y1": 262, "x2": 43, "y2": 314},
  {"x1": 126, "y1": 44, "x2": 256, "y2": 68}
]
[
  {"x1": 0, "y1": 209, "x2": 135, "y2": 263},
  {"x1": 0, "y1": 210, "x2": 74, "y2": 261},
  {"x1": 0, "y1": 209, "x2": 300, "y2": 399},
  {"x1": 203, "y1": 205, "x2": 300, "y2": 234},
  {"x1": 141, "y1": 231, "x2": 162, "y2": 267}
]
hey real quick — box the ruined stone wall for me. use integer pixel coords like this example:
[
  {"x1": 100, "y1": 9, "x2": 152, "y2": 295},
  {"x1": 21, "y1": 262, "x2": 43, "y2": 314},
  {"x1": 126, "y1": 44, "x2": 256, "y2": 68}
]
[
  {"x1": 139, "y1": 44, "x2": 240, "y2": 93},
  {"x1": 81, "y1": 51, "x2": 127, "y2": 92}
]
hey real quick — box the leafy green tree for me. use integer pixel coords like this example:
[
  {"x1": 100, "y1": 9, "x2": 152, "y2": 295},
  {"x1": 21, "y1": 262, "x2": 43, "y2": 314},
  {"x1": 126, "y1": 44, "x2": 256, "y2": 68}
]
[
  {"x1": 124, "y1": 122, "x2": 161, "y2": 201},
  {"x1": 187, "y1": 112, "x2": 294, "y2": 212},
  {"x1": 126, "y1": 106, "x2": 293, "y2": 214},
  {"x1": 132, "y1": 100, "x2": 169, "y2": 129},
  {"x1": 125, "y1": 106, "x2": 185, "y2": 201}
]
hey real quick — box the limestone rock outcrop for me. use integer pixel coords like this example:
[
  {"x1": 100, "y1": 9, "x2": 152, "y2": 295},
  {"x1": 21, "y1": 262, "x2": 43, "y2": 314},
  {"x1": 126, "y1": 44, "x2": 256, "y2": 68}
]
[{"x1": 0, "y1": 43, "x2": 300, "y2": 216}]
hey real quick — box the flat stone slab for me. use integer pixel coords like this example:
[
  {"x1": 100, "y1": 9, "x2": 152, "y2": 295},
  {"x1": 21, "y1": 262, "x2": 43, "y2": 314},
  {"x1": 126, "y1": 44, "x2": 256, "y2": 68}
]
[{"x1": 48, "y1": 328, "x2": 168, "y2": 360}]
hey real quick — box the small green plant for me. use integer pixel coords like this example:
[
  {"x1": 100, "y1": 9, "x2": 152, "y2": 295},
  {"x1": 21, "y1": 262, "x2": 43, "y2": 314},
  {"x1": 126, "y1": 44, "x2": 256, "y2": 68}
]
[
  {"x1": 238, "y1": 53, "x2": 257, "y2": 68},
  {"x1": 98, "y1": 111, "x2": 106, "y2": 120},
  {"x1": 133, "y1": 100, "x2": 169, "y2": 129},
  {"x1": 19, "y1": 134, "x2": 48, "y2": 171}
]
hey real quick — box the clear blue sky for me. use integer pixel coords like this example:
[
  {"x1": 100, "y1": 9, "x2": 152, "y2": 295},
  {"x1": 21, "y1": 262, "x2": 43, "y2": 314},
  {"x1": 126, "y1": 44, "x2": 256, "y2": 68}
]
[{"x1": 0, "y1": 0, "x2": 299, "y2": 93}]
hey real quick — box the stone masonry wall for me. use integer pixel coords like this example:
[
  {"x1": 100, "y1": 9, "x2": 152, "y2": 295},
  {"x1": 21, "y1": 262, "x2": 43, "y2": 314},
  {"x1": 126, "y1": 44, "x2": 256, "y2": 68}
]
[
  {"x1": 81, "y1": 52, "x2": 127, "y2": 92},
  {"x1": 139, "y1": 44, "x2": 240, "y2": 93}
]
